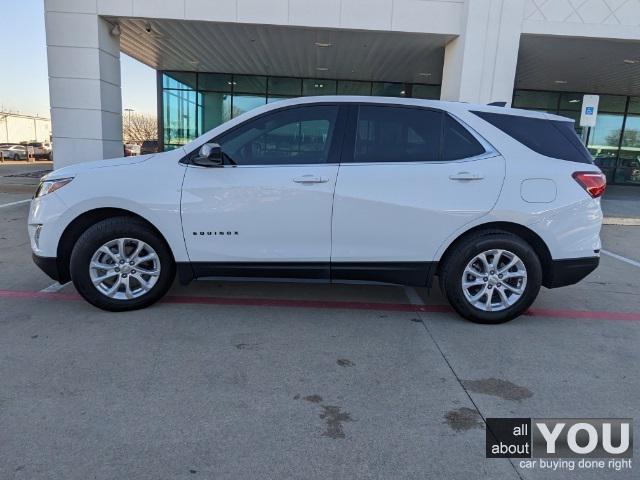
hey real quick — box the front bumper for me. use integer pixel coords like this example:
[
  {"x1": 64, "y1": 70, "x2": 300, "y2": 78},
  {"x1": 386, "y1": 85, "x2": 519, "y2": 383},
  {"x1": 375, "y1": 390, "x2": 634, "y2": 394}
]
[
  {"x1": 543, "y1": 256, "x2": 599, "y2": 288},
  {"x1": 32, "y1": 253, "x2": 62, "y2": 282}
]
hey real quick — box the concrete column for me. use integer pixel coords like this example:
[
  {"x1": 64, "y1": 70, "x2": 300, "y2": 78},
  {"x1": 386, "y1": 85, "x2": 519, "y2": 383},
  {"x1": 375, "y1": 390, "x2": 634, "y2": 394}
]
[
  {"x1": 441, "y1": 0, "x2": 525, "y2": 105},
  {"x1": 45, "y1": 1, "x2": 123, "y2": 168}
]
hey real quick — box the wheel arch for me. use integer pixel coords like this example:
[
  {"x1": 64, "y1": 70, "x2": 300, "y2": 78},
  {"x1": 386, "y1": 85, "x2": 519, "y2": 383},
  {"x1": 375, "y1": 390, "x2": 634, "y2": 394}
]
[
  {"x1": 437, "y1": 221, "x2": 553, "y2": 286},
  {"x1": 56, "y1": 208, "x2": 175, "y2": 284}
]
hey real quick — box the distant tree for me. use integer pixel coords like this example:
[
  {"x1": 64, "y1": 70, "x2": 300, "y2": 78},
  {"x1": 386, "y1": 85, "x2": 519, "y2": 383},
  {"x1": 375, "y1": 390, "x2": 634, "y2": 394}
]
[
  {"x1": 605, "y1": 128, "x2": 640, "y2": 147},
  {"x1": 123, "y1": 113, "x2": 157, "y2": 144}
]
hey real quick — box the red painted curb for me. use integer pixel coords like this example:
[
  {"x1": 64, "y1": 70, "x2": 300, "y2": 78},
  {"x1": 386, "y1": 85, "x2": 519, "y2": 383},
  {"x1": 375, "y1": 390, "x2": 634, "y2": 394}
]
[{"x1": 0, "y1": 289, "x2": 638, "y2": 322}]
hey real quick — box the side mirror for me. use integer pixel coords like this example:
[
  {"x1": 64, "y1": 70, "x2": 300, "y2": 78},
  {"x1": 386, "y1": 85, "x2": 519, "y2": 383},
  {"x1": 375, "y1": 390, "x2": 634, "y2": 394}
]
[{"x1": 193, "y1": 142, "x2": 224, "y2": 167}]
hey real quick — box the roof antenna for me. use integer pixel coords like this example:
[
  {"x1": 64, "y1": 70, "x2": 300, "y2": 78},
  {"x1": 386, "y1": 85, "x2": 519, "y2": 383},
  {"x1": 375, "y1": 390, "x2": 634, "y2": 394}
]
[{"x1": 488, "y1": 101, "x2": 507, "y2": 107}]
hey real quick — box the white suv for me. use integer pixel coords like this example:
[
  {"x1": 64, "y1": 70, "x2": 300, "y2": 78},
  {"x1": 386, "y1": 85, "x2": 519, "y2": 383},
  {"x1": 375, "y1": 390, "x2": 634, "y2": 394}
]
[{"x1": 28, "y1": 97, "x2": 605, "y2": 323}]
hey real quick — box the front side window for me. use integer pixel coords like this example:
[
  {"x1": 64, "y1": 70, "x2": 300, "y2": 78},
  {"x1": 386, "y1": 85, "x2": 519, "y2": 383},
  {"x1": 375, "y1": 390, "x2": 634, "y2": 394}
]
[
  {"x1": 353, "y1": 106, "x2": 442, "y2": 163},
  {"x1": 216, "y1": 105, "x2": 339, "y2": 166}
]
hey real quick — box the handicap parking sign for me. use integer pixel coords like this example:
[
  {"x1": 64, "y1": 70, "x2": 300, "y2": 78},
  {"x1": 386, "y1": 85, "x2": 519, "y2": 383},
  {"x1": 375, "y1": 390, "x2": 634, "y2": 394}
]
[{"x1": 585, "y1": 107, "x2": 594, "y2": 115}]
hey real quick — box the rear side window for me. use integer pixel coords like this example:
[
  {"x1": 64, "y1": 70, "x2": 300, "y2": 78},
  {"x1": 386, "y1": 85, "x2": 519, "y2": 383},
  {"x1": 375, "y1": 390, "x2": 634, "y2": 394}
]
[
  {"x1": 353, "y1": 106, "x2": 442, "y2": 163},
  {"x1": 472, "y1": 111, "x2": 593, "y2": 164},
  {"x1": 443, "y1": 114, "x2": 486, "y2": 160}
]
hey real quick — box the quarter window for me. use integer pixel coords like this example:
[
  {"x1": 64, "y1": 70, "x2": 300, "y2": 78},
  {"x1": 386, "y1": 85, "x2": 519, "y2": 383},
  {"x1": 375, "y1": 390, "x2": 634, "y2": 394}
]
[
  {"x1": 216, "y1": 106, "x2": 339, "y2": 165},
  {"x1": 353, "y1": 106, "x2": 442, "y2": 163},
  {"x1": 442, "y1": 114, "x2": 486, "y2": 160}
]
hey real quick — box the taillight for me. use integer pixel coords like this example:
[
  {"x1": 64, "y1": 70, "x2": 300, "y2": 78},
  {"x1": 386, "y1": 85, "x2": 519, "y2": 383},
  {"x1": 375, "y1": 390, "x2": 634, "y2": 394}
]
[{"x1": 572, "y1": 171, "x2": 606, "y2": 198}]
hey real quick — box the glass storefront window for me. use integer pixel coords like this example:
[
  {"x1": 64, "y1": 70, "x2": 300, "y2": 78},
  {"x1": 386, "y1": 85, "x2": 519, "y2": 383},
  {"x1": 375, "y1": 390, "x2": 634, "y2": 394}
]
[
  {"x1": 303, "y1": 79, "x2": 337, "y2": 96},
  {"x1": 512, "y1": 90, "x2": 559, "y2": 111},
  {"x1": 337, "y1": 81, "x2": 371, "y2": 95},
  {"x1": 234, "y1": 75, "x2": 267, "y2": 95},
  {"x1": 412, "y1": 84, "x2": 441, "y2": 100},
  {"x1": 199, "y1": 73, "x2": 232, "y2": 92},
  {"x1": 161, "y1": 71, "x2": 448, "y2": 154},
  {"x1": 268, "y1": 77, "x2": 301, "y2": 96},
  {"x1": 163, "y1": 71, "x2": 197, "y2": 90},
  {"x1": 588, "y1": 114, "x2": 624, "y2": 183},
  {"x1": 199, "y1": 92, "x2": 231, "y2": 133},
  {"x1": 267, "y1": 96, "x2": 295, "y2": 104},
  {"x1": 372, "y1": 82, "x2": 407, "y2": 97},
  {"x1": 628, "y1": 97, "x2": 640, "y2": 115},
  {"x1": 233, "y1": 95, "x2": 267, "y2": 117},
  {"x1": 163, "y1": 89, "x2": 197, "y2": 146},
  {"x1": 598, "y1": 95, "x2": 627, "y2": 113},
  {"x1": 616, "y1": 114, "x2": 640, "y2": 185}
]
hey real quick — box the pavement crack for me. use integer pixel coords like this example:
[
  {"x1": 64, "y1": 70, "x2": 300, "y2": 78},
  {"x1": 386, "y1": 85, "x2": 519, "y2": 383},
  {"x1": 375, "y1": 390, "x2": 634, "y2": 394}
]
[{"x1": 404, "y1": 287, "x2": 526, "y2": 480}]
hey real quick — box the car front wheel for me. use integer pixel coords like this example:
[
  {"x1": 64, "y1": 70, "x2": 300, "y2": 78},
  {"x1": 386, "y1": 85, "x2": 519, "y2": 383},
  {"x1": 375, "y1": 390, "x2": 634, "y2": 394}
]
[
  {"x1": 440, "y1": 232, "x2": 542, "y2": 324},
  {"x1": 70, "y1": 217, "x2": 175, "y2": 311}
]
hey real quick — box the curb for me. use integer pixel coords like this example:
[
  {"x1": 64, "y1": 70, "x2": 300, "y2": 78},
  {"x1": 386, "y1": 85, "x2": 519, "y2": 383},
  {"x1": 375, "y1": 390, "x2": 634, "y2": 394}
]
[{"x1": 603, "y1": 217, "x2": 640, "y2": 226}]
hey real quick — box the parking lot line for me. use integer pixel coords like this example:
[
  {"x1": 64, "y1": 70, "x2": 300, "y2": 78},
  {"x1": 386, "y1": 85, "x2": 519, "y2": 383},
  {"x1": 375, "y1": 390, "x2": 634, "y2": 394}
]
[
  {"x1": 602, "y1": 249, "x2": 640, "y2": 268},
  {"x1": 39, "y1": 282, "x2": 69, "y2": 293},
  {"x1": 0, "y1": 199, "x2": 30, "y2": 209},
  {"x1": 0, "y1": 288, "x2": 638, "y2": 322}
]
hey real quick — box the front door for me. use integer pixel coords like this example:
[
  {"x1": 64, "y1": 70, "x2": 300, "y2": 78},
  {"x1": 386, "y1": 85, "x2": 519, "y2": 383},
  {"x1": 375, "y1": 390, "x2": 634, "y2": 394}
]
[
  {"x1": 181, "y1": 104, "x2": 344, "y2": 278},
  {"x1": 331, "y1": 105, "x2": 505, "y2": 284}
]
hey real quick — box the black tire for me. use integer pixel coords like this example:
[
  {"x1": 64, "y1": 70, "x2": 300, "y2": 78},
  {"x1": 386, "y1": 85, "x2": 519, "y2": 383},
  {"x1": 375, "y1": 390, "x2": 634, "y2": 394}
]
[
  {"x1": 439, "y1": 231, "x2": 542, "y2": 324},
  {"x1": 70, "y1": 217, "x2": 175, "y2": 311}
]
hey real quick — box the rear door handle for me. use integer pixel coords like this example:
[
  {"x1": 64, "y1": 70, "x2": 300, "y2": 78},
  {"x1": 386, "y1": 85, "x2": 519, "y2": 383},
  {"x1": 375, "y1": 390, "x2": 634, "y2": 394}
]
[
  {"x1": 293, "y1": 175, "x2": 328, "y2": 184},
  {"x1": 449, "y1": 172, "x2": 484, "y2": 181}
]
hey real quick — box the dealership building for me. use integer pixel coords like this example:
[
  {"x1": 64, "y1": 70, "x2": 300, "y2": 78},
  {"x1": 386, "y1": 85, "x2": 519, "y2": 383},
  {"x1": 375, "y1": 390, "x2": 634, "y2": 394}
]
[{"x1": 44, "y1": 0, "x2": 640, "y2": 184}]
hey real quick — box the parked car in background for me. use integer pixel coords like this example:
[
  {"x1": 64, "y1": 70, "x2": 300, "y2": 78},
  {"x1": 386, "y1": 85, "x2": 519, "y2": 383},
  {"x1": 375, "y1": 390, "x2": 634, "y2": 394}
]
[
  {"x1": 28, "y1": 97, "x2": 604, "y2": 323},
  {"x1": 28, "y1": 142, "x2": 52, "y2": 160},
  {"x1": 1, "y1": 144, "x2": 27, "y2": 160},
  {"x1": 140, "y1": 140, "x2": 159, "y2": 155},
  {"x1": 124, "y1": 144, "x2": 141, "y2": 156}
]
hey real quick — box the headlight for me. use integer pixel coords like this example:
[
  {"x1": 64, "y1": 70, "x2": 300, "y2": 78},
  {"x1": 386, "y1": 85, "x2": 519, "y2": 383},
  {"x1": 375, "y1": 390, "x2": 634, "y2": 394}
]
[{"x1": 35, "y1": 177, "x2": 73, "y2": 198}]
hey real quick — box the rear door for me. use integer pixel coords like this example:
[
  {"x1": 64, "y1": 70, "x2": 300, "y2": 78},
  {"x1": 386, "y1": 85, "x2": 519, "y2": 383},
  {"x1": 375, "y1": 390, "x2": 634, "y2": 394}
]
[{"x1": 331, "y1": 104, "x2": 505, "y2": 283}]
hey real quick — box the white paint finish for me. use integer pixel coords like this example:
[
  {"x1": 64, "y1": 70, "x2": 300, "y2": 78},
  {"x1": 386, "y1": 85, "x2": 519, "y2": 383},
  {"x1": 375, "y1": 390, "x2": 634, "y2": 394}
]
[
  {"x1": 332, "y1": 155, "x2": 505, "y2": 262},
  {"x1": 46, "y1": 14, "x2": 123, "y2": 167},
  {"x1": 525, "y1": 0, "x2": 640, "y2": 26},
  {"x1": 98, "y1": 0, "x2": 134, "y2": 16},
  {"x1": 520, "y1": 179, "x2": 557, "y2": 203},
  {"x1": 31, "y1": 153, "x2": 190, "y2": 263},
  {"x1": 133, "y1": 0, "x2": 186, "y2": 19},
  {"x1": 289, "y1": 0, "x2": 341, "y2": 28},
  {"x1": 30, "y1": 97, "x2": 603, "y2": 309},
  {"x1": 237, "y1": 0, "x2": 289, "y2": 25},
  {"x1": 185, "y1": 0, "x2": 237, "y2": 22},
  {"x1": 181, "y1": 165, "x2": 339, "y2": 262},
  {"x1": 45, "y1": 11, "x2": 100, "y2": 48},
  {"x1": 340, "y1": 0, "x2": 393, "y2": 30},
  {"x1": 441, "y1": 0, "x2": 525, "y2": 104},
  {"x1": 602, "y1": 250, "x2": 640, "y2": 268},
  {"x1": 48, "y1": 78, "x2": 121, "y2": 114},
  {"x1": 45, "y1": 0, "x2": 96, "y2": 14},
  {"x1": 392, "y1": 0, "x2": 463, "y2": 34}
]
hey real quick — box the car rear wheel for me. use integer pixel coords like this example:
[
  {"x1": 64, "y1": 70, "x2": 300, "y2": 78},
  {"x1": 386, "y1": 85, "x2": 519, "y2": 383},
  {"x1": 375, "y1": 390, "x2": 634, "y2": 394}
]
[
  {"x1": 440, "y1": 232, "x2": 542, "y2": 324},
  {"x1": 70, "y1": 217, "x2": 175, "y2": 311}
]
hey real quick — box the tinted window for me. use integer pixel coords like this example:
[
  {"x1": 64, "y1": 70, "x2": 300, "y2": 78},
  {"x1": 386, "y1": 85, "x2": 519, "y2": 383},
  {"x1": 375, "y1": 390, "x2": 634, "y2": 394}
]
[
  {"x1": 217, "y1": 106, "x2": 338, "y2": 165},
  {"x1": 443, "y1": 114, "x2": 486, "y2": 160},
  {"x1": 353, "y1": 106, "x2": 442, "y2": 163},
  {"x1": 472, "y1": 111, "x2": 593, "y2": 164}
]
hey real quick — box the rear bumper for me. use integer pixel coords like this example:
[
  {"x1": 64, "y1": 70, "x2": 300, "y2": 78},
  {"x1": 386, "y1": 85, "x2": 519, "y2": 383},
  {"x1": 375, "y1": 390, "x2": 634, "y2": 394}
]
[
  {"x1": 32, "y1": 253, "x2": 61, "y2": 282},
  {"x1": 543, "y1": 256, "x2": 599, "y2": 288}
]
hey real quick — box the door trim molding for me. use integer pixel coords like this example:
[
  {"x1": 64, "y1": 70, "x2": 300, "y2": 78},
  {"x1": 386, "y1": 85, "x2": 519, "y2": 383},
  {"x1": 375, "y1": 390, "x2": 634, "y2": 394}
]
[{"x1": 176, "y1": 261, "x2": 436, "y2": 287}]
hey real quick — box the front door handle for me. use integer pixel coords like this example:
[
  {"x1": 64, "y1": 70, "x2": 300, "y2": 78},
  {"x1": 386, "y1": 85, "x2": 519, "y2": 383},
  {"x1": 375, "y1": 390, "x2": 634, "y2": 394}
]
[
  {"x1": 449, "y1": 172, "x2": 484, "y2": 181},
  {"x1": 293, "y1": 175, "x2": 329, "y2": 184}
]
